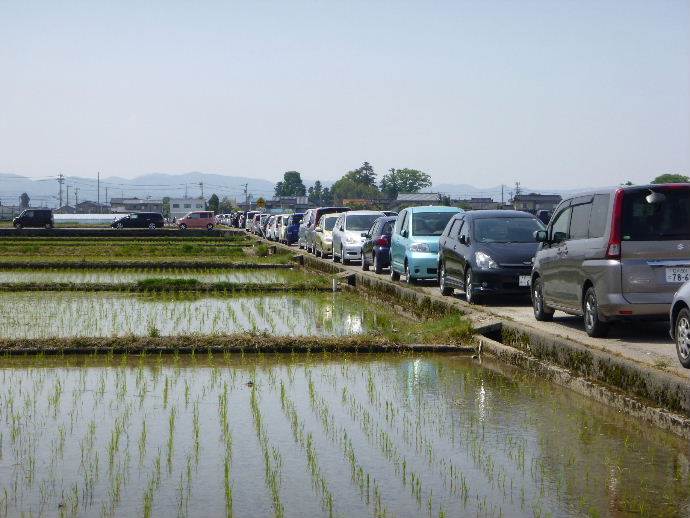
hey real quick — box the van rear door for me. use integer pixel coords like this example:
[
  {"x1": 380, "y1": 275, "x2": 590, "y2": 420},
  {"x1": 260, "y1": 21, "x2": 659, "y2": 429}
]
[{"x1": 620, "y1": 186, "x2": 690, "y2": 304}]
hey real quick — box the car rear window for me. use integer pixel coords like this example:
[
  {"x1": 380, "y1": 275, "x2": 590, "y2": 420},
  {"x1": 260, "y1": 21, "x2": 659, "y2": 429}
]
[
  {"x1": 473, "y1": 217, "x2": 544, "y2": 243},
  {"x1": 347, "y1": 215, "x2": 381, "y2": 231},
  {"x1": 621, "y1": 188, "x2": 690, "y2": 241},
  {"x1": 381, "y1": 222, "x2": 393, "y2": 235},
  {"x1": 412, "y1": 212, "x2": 457, "y2": 236}
]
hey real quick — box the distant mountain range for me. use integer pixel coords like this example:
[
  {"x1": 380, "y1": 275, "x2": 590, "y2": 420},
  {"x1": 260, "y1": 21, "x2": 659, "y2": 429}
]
[{"x1": 0, "y1": 171, "x2": 598, "y2": 208}]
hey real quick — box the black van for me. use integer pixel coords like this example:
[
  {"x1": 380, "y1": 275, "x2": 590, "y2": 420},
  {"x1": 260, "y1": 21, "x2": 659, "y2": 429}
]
[
  {"x1": 111, "y1": 212, "x2": 165, "y2": 229},
  {"x1": 13, "y1": 209, "x2": 54, "y2": 229}
]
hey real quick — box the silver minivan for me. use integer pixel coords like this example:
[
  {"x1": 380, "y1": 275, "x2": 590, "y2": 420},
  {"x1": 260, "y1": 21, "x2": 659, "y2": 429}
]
[{"x1": 532, "y1": 184, "x2": 690, "y2": 337}]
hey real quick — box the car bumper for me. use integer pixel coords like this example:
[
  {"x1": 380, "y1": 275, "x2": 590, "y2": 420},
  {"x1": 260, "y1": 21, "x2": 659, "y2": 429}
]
[
  {"x1": 469, "y1": 268, "x2": 532, "y2": 295},
  {"x1": 320, "y1": 241, "x2": 333, "y2": 253},
  {"x1": 408, "y1": 253, "x2": 439, "y2": 279},
  {"x1": 342, "y1": 244, "x2": 364, "y2": 260},
  {"x1": 597, "y1": 293, "x2": 670, "y2": 320}
]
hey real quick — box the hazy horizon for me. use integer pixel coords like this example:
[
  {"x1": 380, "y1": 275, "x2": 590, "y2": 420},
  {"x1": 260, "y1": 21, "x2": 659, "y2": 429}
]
[{"x1": 1, "y1": 0, "x2": 688, "y2": 188}]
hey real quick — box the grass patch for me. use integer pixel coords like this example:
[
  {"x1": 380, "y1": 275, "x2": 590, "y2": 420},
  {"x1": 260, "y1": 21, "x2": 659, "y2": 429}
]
[
  {"x1": 136, "y1": 278, "x2": 202, "y2": 290},
  {"x1": 382, "y1": 312, "x2": 473, "y2": 345}
]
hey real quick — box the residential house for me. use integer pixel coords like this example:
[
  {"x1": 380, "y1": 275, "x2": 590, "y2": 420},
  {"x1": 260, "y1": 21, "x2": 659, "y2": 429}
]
[
  {"x1": 110, "y1": 198, "x2": 164, "y2": 214},
  {"x1": 395, "y1": 192, "x2": 442, "y2": 209},
  {"x1": 169, "y1": 197, "x2": 206, "y2": 220},
  {"x1": 457, "y1": 197, "x2": 501, "y2": 210},
  {"x1": 512, "y1": 193, "x2": 562, "y2": 212},
  {"x1": 75, "y1": 200, "x2": 110, "y2": 213}
]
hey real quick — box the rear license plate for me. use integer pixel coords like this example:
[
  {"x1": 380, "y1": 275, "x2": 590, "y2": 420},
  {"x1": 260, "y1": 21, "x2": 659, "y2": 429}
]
[
  {"x1": 666, "y1": 267, "x2": 690, "y2": 283},
  {"x1": 518, "y1": 275, "x2": 531, "y2": 287}
]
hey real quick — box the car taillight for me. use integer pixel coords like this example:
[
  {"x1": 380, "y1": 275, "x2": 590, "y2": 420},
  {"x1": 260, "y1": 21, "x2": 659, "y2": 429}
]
[
  {"x1": 606, "y1": 188, "x2": 624, "y2": 259},
  {"x1": 375, "y1": 235, "x2": 389, "y2": 246}
]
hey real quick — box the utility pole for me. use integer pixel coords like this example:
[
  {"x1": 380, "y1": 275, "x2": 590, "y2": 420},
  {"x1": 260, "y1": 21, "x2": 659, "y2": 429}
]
[
  {"x1": 501, "y1": 184, "x2": 504, "y2": 206},
  {"x1": 184, "y1": 184, "x2": 188, "y2": 198},
  {"x1": 74, "y1": 188, "x2": 80, "y2": 210},
  {"x1": 66, "y1": 185, "x2": 70, "y2": 207},
  {"x1": 242, "y1": 183, "x2": 249, "y2": 210},
  {"x1": 199, "y1": 182, "x2": 204, "y2": 198},
  {"x1": 105, "y1": 187, "x2": 109, "y2": 209},
  {"x1": 97, "y1": 171, "x2": 100, "y2": 213},
  {"x1": 57, "y1": 173, "x2": 65, "y2": 208}
]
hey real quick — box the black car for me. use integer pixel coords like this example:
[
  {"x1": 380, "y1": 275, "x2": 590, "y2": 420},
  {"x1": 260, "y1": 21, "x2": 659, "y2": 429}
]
[
  {"x1": 111, "y1": 212, "x2": 164, "y2": 229},
  {"x1": 13, "y1": 209, "x2": 54, "y2": 229},
  {"x1": 361, "y1": 216, "x2": 396, "y2": 273},
  {"x1": 438, "y1": 210, "x2": 544, "y2": 303}
]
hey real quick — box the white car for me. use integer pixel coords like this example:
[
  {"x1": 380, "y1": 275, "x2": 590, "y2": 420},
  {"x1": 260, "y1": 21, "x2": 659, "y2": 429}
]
[{"x1": 332, "y1": 210, "x2": 385, "y2": 264}]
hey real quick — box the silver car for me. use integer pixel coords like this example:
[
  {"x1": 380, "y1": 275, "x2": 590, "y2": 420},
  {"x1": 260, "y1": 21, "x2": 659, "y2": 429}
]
[
  {"x1": 532, "y1": 184, "x2": 690, "y2": 337},
  {"x1": 670, "y1": 282, "x2": 690, "y2": 368},
  {"x1": 332, "y1": 210, "x2": 385, "y2": 264}
]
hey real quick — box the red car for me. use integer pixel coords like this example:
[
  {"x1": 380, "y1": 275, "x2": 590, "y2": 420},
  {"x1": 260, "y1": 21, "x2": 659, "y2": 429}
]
[{"x1": 177, "y1": 211, "x2": 216, "y2": 230}]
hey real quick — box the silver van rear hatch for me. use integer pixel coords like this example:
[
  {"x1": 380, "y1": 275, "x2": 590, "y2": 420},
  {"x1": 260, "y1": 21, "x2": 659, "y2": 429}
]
[{"x1": 620, "y1": 186, "x2": 690, "y2": 304}]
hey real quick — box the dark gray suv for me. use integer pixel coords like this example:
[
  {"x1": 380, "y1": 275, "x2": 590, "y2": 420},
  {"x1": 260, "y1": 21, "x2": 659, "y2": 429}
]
[{"x1": 532, "y1": 184, "x2": 690, "y2": 337}]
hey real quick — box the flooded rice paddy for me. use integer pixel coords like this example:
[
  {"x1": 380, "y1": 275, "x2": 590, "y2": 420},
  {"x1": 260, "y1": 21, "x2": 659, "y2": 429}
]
[
  {"x1": 0, "y1": 353, "x2": 686, "y2": 517},
  {"x1": 0, "y1": 268, "x2": 312, "y2": 285},
  {"x1": 0, "y1": 292, "x2": 392, "y2": 338}
]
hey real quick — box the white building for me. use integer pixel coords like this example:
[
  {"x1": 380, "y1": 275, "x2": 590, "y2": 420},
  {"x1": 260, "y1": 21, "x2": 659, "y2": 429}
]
[{"x1": 170, "y1": 197, "x2": 206, "y2": 219}]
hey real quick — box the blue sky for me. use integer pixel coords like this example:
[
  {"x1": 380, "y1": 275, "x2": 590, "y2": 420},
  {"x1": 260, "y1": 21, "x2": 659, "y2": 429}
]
[{"x1": 1, "y1": 0, "x2": 688, "y2": 188}]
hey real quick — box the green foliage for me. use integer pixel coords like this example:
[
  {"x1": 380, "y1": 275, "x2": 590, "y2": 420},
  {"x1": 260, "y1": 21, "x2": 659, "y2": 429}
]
[
  {"x1": 218, "y1": 196, "x2": 235, "y2": 213},
  {"x1": 255, "y1": 244, "x2": 269, "y2": 257},
  {"x1": 137, "y1": 278, "x2": 201, "y2": 290},
  {"x1": 207, "y1": 194, "x2": 220, "y2": 213},
  {"x1": 162, "y1": 197, "x2": 171, "y2": 217},
  {"x1": 380, "y1": 168, "x2": 432, "y2": 198},
  {"x1": 331, "y1": 162, "x2": 381, "y2": 202},
  {"x1": 651, "y1": 173, "x2": 689, "y2": 184},
  {"x1": 307, "y1": 181, "x2": 333, "y2": 205},
  {"x1": 275, "y1": 171, "x2": 307, "y2": 197}
]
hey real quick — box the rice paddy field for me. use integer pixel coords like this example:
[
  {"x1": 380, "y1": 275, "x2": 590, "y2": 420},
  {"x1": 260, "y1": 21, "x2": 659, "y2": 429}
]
[
  {"x1": 0, "y1": 353, "x2": 687, "y2": 518},
  {"x1": 1, "y1": 231, "x2": 688, "y2": 517},
  {"x1": 0, "y1": 268, "x2": 314, "y2": 285},
  {"x1": 0, "y1": 292, "x2": 395, "y2": 339}
]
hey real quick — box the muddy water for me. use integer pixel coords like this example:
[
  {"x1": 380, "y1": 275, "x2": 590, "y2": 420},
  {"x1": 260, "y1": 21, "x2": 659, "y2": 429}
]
[
  {"x1": 0, "y1": 353, "x2": 686, "y2": 517},
  {"x1": 0, "y1": 292, "x2": 393, "y2": 338}
]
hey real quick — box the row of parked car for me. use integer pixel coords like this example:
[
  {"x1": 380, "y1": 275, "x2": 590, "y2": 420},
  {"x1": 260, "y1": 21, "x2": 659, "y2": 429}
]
[{"x1": 230, "y1": 184, "x2": 690, "y2": 367}]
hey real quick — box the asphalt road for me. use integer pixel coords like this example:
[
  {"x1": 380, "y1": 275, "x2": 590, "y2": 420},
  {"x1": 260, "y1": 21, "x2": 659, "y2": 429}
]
[{"x1": 282, "y1": 240, "x2": 689, "y2": 381}]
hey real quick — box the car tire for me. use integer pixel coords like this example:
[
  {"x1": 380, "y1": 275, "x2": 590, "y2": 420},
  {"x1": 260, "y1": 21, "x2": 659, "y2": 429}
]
[
  {"x1": 532, "y1": 276, "x2": 554, "y2": 321},
  {"x1": 148, "y1": 223, "x2": 157, "y2": 230},
  {"x1": 405, "y1": 263, "x2": 415, "y2": 284},
  {"x1": 341, "y1": 247, "x2": 350, "y2": 265},
  {"x1": 584, "y1": 286, "x2": 609, "y2": 337},
  {"x1": 207, "y1": 224, "x2": 214, "y2": 231},
  {"x1": 332, "y1": 248, "x2": 340, "y2": 262},
  {"x1": 179, "y1": 224, "x2": 187, "y2": 230},
  {"x1": 316, "y1": 247, "x2": 322, "y2": 258},
  {"x1": 465, "y1": 268, "x2": 481, "y2": 304},
  {"x1": 390, "y1": 266, "x2": 400, "y2": 281},
  {"x1": 45, "y1": 223, "x2": 53, "y2": 229},
  {"x1": 675, "y1": 308, "x2": 690, "y2": 368},
  {"x1": 362, "y1": 253, "x2": 369, "y2": 271},
  {"x1": 374, "y1": 252, "x2": 383, "y2": 274},
  {"x1": 14, "y1": 223, "x2": 22, "y2": 230},
  {"x1": 439, "y1": 262, "x2": 453, "y2": 296}
]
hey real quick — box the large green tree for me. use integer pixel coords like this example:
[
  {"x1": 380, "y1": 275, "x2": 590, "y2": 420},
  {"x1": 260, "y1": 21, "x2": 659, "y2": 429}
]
[
  {"x1": 308, "y1": 180, "x2": 334, "y2": 205},
  {"x1": 651, "y1": 173, "x2": 689, "y2": 184},
  {"x1": 218, "y1": 196, "x2": 234, "y2": 213},
  {"x1": 274, "y1": 171, "x2": 307, "y2": 197},
  {"x1": 331, "y1": 177, "x2": 380, "y2": 201},
  {"x1": 207, "y1": 193, "x2": 220, "y2": 213},
  {"x1": 380, "y1": 168, "x2": 432, "y2": 198}
]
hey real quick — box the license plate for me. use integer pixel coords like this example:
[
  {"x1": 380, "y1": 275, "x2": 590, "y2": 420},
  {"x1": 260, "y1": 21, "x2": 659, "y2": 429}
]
[
  {"x1": 666, "y1": 267, "x2": 690, "y2": 283},
  {"x1": 519, "y1": 275, "x2": 531, "y2": 287}
]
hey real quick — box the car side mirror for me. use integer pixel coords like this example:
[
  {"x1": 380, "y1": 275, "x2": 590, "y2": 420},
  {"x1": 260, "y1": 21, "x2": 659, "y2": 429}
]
[
  {"x1": 459, "y1": 235, "x2": 467, "y2": 245},
  {"x1": 534, "y1": 230, "x2": 548, "y2": 243},
  {"x1": 361, "y1": 232, "x2": 369, "y2": 238},
  {"x1": 552, "y1": 231, "x2": 567, "y2": 243},
  {"x1": 339, "y1": 226, "x2": 344, "y2": 231},
  {"x1": 401, "y1": 229, "x2": 408, "y2": 238}
]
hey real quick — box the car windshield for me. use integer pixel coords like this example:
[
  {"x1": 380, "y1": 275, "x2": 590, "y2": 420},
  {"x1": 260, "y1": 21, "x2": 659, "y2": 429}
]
[
  {"x1": 322, "y1": 217, "x2": 338, "y2": 231},
  {"x1": 473, "y1": 217, "x2": 544, "y2": 243},
  {"x1": 622, "y1": 188, "x2": 690, "y2": 241},
  {"x1": 347, "y1": 214, "x2": 381, "y2": 231},
  {"x1": 412, "y1": 212, "x2": 457, "y2": 236}
]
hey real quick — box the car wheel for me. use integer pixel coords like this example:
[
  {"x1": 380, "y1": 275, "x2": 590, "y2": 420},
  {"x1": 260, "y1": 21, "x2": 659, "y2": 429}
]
[
  {"x1": 45, "y1": 223, "x2": 53, "y2": 229},
  {"x1": 148, "y1": 223, "x2": 157, "y2": 230},
  {"x1": 405, "y1": 263, "x2": 415, "y2": 284},
  {"x1": 14, "y1": 223, "x2": 22, "y2": 230},
  {"x1": 374, "y1": 252, "x2": 383, "y2": 274},
  {"x1": 390, "y1": 265, "x2": 400, "y2": 281},
  {"x1": 675, "y1": 308, "x2": 690, "y2": 368},
  {"x1": 584, "y1": 286, "x2": 609, "y2": 337},
  {"x1": 316, "y1": 247, "x2": 322, "y2": 258},
  {"x1": 179, "y1": 224, "x2": 187, "y2": 230},
  {"x1": 116, "y1": 223, "x2": 124, "y2": 229},
  {"x1": 341, "y1": 247, "x2": 350, "y2": 265},
  {"x1": 439, "y1": 262, "x2": 453, "y2": 296},
  {"x1": 532, "y1": 276, "x2": 554, "y2": 321},
  {"x1": 332, "y1": 247, "x2": 340, "y2": 262},
  {"x1": 362, "y1": 252, "x2": 369, "y2": 271},
  {"x1": 207, "y1": 224, "x2": 214, "y2": 230},
  {"x1": 465, "y1": 268, "x2": 481, "y2": 304}
]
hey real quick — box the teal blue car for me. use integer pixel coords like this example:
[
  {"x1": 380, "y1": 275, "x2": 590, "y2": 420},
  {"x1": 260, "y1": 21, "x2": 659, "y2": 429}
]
[{"x1": 390, "y1": 205, "x2": 464, "y2": 283}]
